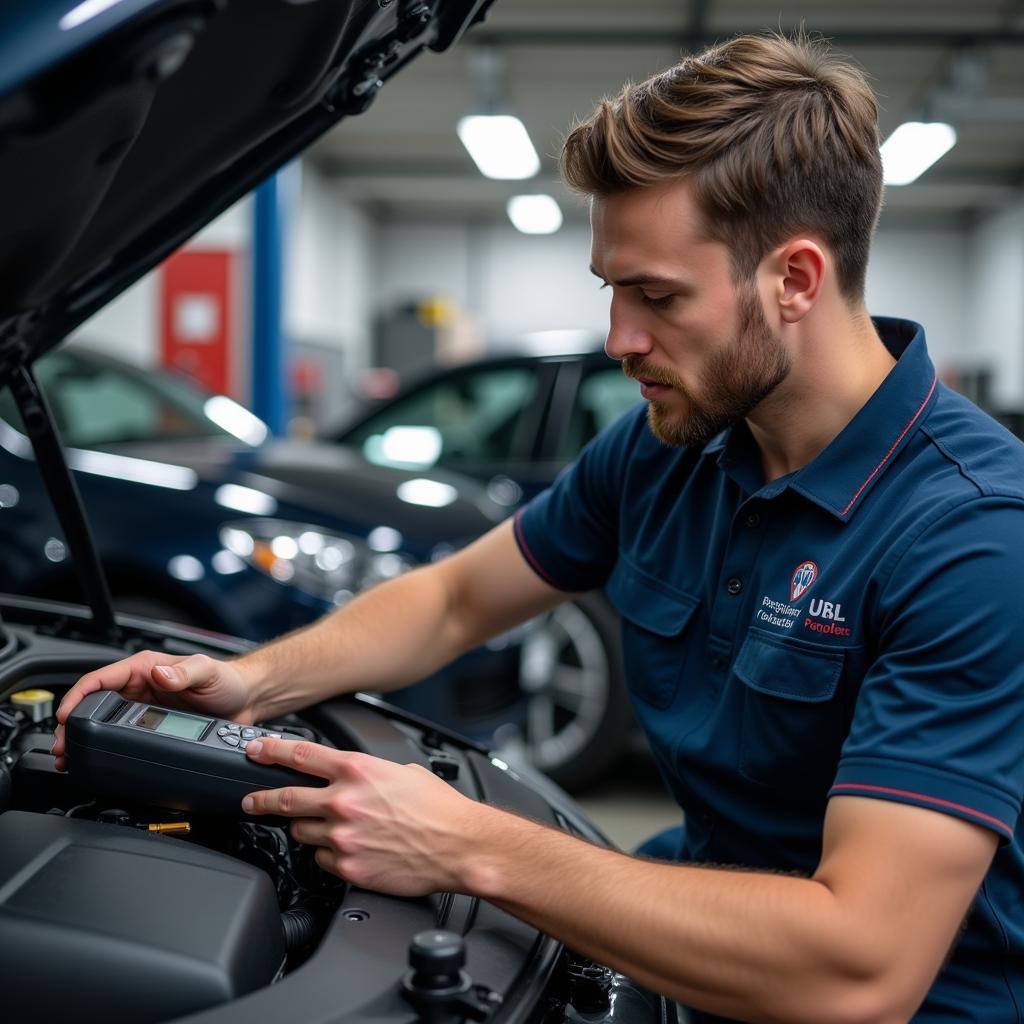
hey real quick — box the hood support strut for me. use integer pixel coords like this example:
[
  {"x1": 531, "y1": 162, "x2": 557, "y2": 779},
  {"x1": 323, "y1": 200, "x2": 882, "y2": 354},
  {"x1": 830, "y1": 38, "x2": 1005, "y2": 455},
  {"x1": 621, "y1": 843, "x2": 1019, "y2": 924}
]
[{"x1": 9, "y1": 363, "x2": 120, "y2": 643}]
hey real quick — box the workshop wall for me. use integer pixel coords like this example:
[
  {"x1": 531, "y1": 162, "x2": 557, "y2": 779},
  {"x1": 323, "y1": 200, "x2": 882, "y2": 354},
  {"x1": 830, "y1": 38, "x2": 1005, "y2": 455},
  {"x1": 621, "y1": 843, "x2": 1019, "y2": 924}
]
[
  {"x1": 70, "y1": 173, "x2": 1024, "y2": 421},
  {"x1": 371, "y1": 220, "x2": 968, "y2": 357},
  {"x1": 966, "y1": 198, "x2": 1024, "y2": 409}
]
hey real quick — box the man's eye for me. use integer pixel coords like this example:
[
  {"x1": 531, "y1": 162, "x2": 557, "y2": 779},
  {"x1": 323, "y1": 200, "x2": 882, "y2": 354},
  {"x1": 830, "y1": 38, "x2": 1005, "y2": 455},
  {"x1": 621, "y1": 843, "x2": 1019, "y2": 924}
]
[{"x1": 641, "y1": 293, "x2": 674, "y2": 309}]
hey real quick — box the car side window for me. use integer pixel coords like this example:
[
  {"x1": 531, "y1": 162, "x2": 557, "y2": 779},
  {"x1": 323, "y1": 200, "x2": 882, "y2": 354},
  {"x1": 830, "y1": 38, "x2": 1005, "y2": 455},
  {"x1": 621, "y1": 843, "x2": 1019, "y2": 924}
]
[
  {"x1": 349, "y1": 367, "x2": 538, "y2": 470},
  {"x1": 558, "y1": 367, "x2": 641, "y2": 458},
  {"x1": 0, "y1": 351, "x2": 221, "y2": 447}
]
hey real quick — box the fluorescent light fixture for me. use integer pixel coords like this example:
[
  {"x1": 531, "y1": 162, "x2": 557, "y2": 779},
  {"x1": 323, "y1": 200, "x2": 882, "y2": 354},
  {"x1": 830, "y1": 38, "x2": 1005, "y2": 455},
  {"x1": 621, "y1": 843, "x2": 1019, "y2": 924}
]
[
  {"x1": 881, "y1": 122, "x2": 957, "y2": 186},
  {"x1": 507, "y1": 194, "x2": 563, "y2": 234},
  {"x1": 457, "y1": 115, "x2": 540, "y2": 179}
]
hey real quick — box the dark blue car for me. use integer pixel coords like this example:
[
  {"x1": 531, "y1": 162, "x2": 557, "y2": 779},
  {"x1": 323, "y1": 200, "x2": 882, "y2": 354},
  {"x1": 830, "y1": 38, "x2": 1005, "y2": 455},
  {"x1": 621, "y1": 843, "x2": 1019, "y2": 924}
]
[
  {"x1": 0, "y1": 345, "x2": 503, "y2": 641},
  {"x1": 333, "y1": 346, "x2": 645, "y2": 790}
]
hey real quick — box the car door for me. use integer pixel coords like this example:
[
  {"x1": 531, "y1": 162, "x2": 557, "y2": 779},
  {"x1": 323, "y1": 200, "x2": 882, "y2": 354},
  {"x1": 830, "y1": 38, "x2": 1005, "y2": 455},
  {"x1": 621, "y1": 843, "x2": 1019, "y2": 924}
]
[{"x1": 541, "y1": 356, "x2": 643, "y2": 463}]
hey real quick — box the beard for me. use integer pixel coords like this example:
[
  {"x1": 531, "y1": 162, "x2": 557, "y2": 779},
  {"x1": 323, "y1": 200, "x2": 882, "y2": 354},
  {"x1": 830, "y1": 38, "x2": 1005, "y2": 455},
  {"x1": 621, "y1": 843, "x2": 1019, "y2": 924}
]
[{"x1": 624, "y1": 285, "x2": 791, "y2": 449}]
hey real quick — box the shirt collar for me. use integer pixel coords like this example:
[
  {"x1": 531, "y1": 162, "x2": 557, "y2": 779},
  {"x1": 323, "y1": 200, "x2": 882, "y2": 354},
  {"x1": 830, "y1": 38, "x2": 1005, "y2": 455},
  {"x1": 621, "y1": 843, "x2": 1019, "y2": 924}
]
[
  {"x1": 791, "y1": 317, "x2": 937, "y2": 520},
  {"x1": 702, "y1": 317, "x2": 938, "y2": 521}
]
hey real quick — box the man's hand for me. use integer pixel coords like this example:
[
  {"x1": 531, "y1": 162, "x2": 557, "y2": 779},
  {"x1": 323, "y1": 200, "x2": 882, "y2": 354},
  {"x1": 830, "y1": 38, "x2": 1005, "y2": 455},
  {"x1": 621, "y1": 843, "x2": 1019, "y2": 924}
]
[
  {"x1": 53, "y1": 651, "x2": 255, "y2": 770},
  {"x1": 242, "y1": 738, "x2": 485, "y2": 897}
]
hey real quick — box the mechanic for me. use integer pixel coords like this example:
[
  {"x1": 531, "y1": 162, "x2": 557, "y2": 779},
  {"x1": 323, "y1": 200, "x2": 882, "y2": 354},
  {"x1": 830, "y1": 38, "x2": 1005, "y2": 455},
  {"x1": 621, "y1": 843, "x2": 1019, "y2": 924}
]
[{"x1": 53, "y1": 33, "x2": 1024, "y2": 1024}]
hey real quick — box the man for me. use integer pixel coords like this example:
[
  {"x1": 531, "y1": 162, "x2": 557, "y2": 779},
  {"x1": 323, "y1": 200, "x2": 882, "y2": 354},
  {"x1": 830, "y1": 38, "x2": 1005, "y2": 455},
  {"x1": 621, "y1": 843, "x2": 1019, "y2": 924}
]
[{"x1": 53, "y1": 33, "x2": 1024, "y2": 1023}]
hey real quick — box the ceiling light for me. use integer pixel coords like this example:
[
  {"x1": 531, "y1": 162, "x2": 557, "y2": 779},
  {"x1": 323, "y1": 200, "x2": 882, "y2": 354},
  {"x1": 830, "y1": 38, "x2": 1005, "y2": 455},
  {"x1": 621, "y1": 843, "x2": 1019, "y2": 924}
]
[
  {"x1": 457, "y1": 115, "x2": 540, "y2": 180},
  {"x1": 507, "y1": 194, "x2": 563, "y2": 234},
  {"x1": 881, "y1": 122, "x2": 957, "y2": 185}
]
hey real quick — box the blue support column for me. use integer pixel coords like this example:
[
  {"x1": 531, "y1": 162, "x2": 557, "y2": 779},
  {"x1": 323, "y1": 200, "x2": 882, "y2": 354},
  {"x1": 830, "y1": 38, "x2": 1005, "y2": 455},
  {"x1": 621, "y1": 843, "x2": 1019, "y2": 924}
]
[{"x1": 252, "y1": 173, "x2": 286, "y2": 435}]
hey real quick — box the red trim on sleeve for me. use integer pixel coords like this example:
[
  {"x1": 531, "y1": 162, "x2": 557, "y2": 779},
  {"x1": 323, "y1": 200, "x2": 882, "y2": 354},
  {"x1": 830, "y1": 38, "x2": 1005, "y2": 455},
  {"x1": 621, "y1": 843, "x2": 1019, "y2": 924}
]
[
  {"x1": 829, "y1": 781, "x2": 1013, "y2": 839},
  {"x1": 841, "y1": 373, "x2": 937, "y2": 516},
  {"x1": 513, "y1": 509, "x2": 562, "y2": 588}
]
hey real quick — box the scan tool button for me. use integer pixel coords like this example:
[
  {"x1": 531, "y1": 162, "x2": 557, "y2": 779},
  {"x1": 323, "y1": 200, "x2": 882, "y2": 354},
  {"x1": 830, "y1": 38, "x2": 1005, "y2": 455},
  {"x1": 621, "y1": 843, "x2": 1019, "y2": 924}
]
[
  {"x1": 264, "y1": 732, "x2": 283, "y2": 739},
  {"x1": 239, "y1": 740, "x2": 249, "y2": 750},
  {"x1": 241, "y1": 728, "x2": 257, "y2": 739},
  {"x1": 222, "y1": 734, "x2": 240, "y2": 747},
  {"x1": 217, "y1": 727, "x2": 229, "y2": 737},
  {"x1": 226, "y1": 724, "x2": 241, "y2": 733}
]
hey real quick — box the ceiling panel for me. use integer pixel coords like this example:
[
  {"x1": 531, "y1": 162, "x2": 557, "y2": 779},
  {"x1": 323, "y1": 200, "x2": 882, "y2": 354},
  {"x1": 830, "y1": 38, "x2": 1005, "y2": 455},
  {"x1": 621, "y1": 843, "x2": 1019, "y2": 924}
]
[{"x1": 309, "y1": 0, "x2": 1024, "y2": 225}]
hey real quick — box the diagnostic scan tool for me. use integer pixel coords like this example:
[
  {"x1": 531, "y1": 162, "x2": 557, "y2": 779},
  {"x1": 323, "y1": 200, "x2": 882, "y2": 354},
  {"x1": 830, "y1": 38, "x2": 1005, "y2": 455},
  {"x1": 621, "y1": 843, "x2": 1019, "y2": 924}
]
[{"x1": 65, "y1": 690, "x2": 326, "y2": 819}]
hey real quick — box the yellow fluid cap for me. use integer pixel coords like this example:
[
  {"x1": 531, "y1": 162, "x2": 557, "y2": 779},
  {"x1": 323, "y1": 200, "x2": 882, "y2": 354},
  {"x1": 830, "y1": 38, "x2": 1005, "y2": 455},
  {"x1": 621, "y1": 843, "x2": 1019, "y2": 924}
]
[
  {"x1": 10, "y1": 689, "x2": 55, "y2": 705},
  {"x1": 10, "y1": 689, "x2": 55, "y2": 722}
]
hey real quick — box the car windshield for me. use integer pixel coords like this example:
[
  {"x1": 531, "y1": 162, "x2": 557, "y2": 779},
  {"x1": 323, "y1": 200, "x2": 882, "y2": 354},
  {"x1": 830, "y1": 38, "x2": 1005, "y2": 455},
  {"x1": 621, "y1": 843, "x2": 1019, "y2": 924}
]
[
  {"x1": 0, "y1": 349, "x2": 262, "y2": 448},
  {"x1": 346, "y1": 366, "x2": 539, "y2": 469}
]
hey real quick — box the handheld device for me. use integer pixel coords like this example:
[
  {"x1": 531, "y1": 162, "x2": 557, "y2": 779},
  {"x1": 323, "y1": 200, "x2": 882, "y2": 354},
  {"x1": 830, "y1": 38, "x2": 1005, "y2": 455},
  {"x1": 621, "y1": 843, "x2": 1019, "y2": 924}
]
[{"x1": 65, "y1": 690, "x2": 327, "y2": 820}]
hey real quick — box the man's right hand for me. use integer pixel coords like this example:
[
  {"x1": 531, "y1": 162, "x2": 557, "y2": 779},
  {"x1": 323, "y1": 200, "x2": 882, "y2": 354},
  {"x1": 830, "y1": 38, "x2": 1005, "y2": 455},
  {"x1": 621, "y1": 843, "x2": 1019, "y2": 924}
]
[{"x1": 52, "y1": 651, "x2": 255, "y2": 771}]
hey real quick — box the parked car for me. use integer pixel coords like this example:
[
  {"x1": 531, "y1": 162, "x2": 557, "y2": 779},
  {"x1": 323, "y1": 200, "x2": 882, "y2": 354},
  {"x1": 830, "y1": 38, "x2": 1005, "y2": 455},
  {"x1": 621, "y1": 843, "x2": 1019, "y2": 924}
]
[
  {"x1": 0, "y1": 343, "x2": 505, "y2": 640},
  {"x1": 332, "y1": 346, "x2": 645, "y2": 789},
  {"x1": 0, "y1": 342, "x2": 616, "y2": 790},
  {"x1": 334, "y1": 343, "x2": 640, "y2": 505},
  {"x1": 0, "y1": 4, "x2": 681, "y2": 1023}
]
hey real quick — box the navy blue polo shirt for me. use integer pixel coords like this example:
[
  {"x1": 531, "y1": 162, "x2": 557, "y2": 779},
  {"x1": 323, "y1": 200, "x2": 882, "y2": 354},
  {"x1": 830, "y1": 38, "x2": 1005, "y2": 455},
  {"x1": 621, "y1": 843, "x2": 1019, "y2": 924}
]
[{"x1": 514, "y1": 318, "x2": 1024, "y2": 1022}]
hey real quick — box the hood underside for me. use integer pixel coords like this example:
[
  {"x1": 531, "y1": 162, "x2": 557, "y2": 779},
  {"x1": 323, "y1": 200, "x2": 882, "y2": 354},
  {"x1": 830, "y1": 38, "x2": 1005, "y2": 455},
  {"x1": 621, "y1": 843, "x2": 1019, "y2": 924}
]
[{"x1": 0, "y1": 0, "x2": 492, "y2": 374}]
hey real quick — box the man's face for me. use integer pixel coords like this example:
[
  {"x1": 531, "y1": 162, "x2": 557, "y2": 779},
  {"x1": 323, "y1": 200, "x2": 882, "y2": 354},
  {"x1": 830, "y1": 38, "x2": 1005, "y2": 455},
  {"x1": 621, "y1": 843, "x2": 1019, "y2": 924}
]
[{"x1": 590, "y1": 179, "x2": 791, "y2": 448}]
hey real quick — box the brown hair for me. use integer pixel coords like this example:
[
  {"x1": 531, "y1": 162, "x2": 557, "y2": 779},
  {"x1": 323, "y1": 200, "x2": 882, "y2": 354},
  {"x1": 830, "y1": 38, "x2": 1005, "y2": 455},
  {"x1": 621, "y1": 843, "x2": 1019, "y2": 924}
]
[{"x1": 560, "y1": 33, "x2": 883, "y2": 301}]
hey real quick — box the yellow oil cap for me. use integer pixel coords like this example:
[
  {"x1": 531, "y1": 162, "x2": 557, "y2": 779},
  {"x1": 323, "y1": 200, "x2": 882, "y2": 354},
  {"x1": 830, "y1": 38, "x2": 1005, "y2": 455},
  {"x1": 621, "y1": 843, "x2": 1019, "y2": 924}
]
[{"x1": 10, "y1": 689, "x2": 55, "y2": 722}]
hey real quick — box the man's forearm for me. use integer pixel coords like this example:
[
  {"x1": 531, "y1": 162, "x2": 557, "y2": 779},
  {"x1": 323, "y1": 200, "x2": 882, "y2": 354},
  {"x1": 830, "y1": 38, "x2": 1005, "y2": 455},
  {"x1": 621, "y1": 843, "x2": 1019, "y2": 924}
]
[
  {"x1": 239, "y1": 563, "x2": 474, "y2": 719},
  {"x1": 460, "y1": 808, "x2": 902, "y2": 1024}
]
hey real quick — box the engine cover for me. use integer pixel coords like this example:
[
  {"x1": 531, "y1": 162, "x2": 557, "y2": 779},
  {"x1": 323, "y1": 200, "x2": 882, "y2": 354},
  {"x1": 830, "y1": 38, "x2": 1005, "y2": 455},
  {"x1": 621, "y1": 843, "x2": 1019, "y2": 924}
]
[{"x1": 0, "y1": 810, "x2": 285, "y2": 1024}]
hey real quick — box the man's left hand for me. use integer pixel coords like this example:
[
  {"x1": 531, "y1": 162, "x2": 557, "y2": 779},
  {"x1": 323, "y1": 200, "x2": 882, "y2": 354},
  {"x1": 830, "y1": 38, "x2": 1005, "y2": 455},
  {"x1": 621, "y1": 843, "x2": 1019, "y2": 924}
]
[{"x1": 242, "y1": 738, "x2": 484, "y2": 896}]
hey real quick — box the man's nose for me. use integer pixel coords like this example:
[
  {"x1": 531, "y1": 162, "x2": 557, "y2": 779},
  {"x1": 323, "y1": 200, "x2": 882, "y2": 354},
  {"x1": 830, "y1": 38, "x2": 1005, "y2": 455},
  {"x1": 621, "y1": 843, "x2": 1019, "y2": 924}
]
[{"x1": 605, "y1": 295, "x2": 653, "y2": 361}]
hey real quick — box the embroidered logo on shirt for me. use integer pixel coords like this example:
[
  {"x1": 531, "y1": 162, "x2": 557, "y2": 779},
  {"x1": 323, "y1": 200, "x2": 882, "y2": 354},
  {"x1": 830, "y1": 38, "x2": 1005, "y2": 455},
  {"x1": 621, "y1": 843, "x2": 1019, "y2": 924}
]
[
  {"x1": 804, "y1": 597, "x2": 852, "y2": 637},
  {"x1": 790, "y1": 560, "x2": 819, "y2": 602}
]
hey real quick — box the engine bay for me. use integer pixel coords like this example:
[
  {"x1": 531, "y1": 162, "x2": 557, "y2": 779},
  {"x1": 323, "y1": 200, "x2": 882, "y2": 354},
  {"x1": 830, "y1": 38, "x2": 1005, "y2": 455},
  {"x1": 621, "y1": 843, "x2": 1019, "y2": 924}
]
[{"x1": 0, "y1": 605, "x2": 671, "y2": 1024}]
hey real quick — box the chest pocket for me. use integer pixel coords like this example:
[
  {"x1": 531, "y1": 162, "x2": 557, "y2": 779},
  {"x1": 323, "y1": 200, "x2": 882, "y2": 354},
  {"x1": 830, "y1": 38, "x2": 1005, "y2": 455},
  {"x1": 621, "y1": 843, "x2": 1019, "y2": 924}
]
[
  {"x1": 606, "y1": 560, "x2": 700, "y2": 708},
  {"x1": 734, "y1": 629, "x2": 851, "y2": 790}
]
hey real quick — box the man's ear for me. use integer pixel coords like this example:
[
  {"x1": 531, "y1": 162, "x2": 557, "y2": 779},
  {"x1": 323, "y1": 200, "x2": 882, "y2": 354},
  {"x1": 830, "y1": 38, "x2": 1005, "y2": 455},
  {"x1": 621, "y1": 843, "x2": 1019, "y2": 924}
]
[{"x1": 768, "y1": 239, "x2": 826, "y2": 323}]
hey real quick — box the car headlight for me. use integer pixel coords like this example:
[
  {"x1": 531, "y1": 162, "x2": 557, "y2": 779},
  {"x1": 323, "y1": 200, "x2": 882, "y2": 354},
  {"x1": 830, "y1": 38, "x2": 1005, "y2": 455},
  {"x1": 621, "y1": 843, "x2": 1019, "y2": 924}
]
[{"x1": 219, "y1": 519, "x2": 416, "y2": 604}]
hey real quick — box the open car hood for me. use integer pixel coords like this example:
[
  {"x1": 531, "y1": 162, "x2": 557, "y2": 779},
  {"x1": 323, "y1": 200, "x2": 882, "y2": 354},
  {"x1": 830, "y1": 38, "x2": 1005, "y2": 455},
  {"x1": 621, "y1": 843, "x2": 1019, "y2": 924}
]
[
  {"x1": 0, "y1": 0, "x2": 495, "y2": 640},
  {"x1": 0, "y1": 0, "x2": 493, "y2": 370}
]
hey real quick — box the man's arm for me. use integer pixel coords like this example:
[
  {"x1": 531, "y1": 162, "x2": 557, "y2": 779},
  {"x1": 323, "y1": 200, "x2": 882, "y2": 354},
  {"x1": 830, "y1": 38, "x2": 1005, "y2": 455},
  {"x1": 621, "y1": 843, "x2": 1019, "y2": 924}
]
[
  {"x1": 53, "y1": 519, "x2": 569, "y2": 760},
  {"x1": 245, "y1": 736, "x2": 997, "y2": 1024},
  {"x1": 226, "y1": 517, "x2": 570, "y2": 719},
  {"x1": 465, "y1": 794, "x2": 996, "y2": 1024}
]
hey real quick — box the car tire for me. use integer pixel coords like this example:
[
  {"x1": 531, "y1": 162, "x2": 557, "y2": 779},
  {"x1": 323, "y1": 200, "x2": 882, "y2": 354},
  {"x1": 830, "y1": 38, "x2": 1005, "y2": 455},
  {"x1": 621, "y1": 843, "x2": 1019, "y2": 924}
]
[{"x1": 503, "y1": 592, "x2": 631, "y2": 793}]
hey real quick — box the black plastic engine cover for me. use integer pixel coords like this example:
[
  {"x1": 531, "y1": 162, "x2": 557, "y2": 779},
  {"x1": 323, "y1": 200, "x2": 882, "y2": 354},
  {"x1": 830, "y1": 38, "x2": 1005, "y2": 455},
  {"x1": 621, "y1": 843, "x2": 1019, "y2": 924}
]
[{"x1": 0, "y1": 810, "x2": 285, "y2": 1024}]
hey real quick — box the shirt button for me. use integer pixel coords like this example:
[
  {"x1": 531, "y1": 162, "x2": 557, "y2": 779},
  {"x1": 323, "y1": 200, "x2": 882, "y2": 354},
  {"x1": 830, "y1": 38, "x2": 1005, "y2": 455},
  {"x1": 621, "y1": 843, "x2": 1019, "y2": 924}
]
[
  {"x1": 744, "y1": 512, "x2": 761, "y2": 528},
  {"x1": 726, "y1": 577, "x2": 743, "y2": 595},
  {"x1": 710, "y1": 654, "x2": 726, "y2": 670}
]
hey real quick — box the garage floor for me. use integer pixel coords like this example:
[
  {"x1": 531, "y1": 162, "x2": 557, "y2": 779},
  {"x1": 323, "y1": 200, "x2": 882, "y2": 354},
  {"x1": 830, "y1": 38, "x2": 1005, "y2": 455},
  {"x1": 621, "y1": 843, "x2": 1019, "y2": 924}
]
[{"x1": 574, "y1": 753, "x2": 681, "y2": 853}]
